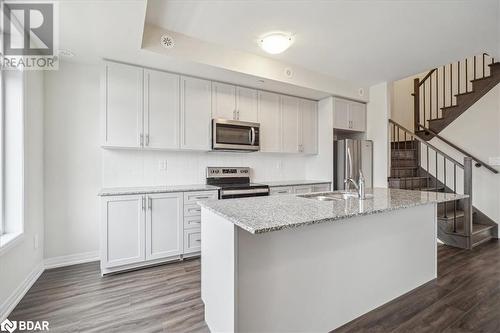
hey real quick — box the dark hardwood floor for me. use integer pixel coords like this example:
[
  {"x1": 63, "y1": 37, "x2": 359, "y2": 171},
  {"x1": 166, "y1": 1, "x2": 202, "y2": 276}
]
[{"x1": 9, "y1": 240, "x2": 500, "y2": 333}]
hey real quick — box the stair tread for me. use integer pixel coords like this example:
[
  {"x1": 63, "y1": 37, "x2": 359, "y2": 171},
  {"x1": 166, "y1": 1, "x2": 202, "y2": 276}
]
[
  {"x1": 419, "y1": 186, "x2": 445, "y2": 191},
  {"x1": 488, "y1": 62, "x2": 500, "y2": 67},
  {"x1": 391, "y1": 166, "x2": 419, "y2": 169},
  {"x1": 455, "y1": 91, "x2": 475, "y2": 97},
  {"x1": 470, "y1": 75, "x2": 494, "y2": 83},
  {"x1": 438, "y1": 210, "x2": 465, "y2": 220},
  {"x1": 472, "y1": 223, "x2": 496, "y2": 234}
]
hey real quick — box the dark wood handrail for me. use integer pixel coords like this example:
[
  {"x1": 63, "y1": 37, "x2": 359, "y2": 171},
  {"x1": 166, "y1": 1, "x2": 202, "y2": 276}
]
[
  {"x1": 416, "y1": 124, "x2": 498, "y2": 174},
  {"x1": 417, "y1": 68, "x2": 437, "y2": 87}
]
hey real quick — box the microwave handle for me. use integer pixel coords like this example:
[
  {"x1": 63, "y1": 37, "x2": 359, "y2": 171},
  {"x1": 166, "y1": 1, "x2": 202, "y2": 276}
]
[{"x1": 251, "y1": 127, "x2": 256, "y2": 145}]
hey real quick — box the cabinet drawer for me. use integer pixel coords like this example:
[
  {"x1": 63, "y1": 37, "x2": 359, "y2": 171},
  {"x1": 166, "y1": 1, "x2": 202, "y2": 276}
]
[
  {"x1": 270, "y1": 186, "x2": 293, "y2": 196},
  {"x1": 312, "y1": 183, "x2": 331, "y2": 192},
  {"x1": 184, "y1": 191, "x2": 218, "y2": 204},
  {"x1": 184, "y1": 203, "x2": 202, "y2": 217},
  {"x1": 294, "y1": 185, "x2": 313, "y2": 194},
  {"x1": 184, "y1": 215, "x2": 201, "y2": 229},
  {"x1": 184, "y1": 229, "x2": 201, "y2": 253}
]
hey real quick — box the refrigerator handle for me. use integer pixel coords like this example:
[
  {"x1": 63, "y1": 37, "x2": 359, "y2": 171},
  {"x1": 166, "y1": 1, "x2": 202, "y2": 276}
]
[{"x1": 347, "y1": 147, "x2": 353, "y2": 179}]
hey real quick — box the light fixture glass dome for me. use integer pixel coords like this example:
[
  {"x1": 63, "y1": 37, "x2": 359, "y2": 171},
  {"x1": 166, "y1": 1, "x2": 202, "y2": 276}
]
[{"x1": 259, "y1": 33, "x2": 294, "y2": 54}]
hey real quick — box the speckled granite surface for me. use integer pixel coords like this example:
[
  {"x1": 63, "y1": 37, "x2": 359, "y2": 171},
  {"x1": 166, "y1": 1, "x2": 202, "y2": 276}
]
[
  {"x1": 264, "y1": 180, "x2": 331, "y2": 187},
  {"x1": 199, "y1": 188, "x2": 468, "y2": 234},
  {"x1": 99, "y1": 184, "x2": 219, "y2": 196}
]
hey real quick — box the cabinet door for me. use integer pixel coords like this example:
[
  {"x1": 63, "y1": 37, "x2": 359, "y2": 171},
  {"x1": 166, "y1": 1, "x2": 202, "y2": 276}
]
[
  {"x1": 212, "y1": 82, "x2": 237, "y2": 120},
  {"x1": 312, "y1": 183, "x2": 331, "y2": 192},
  {"x1": 144, "y1": 69, "x2": 180, "y2": 149},
  {"x1": 258, "y1": 91, "x2": 282, "y2": 152},
  {"x1": 236, "y1": 86, "x2": 258, "y2": 122},
  {"x1": 101, "y1": 195, "x2": 145, "y2": 268},
  {"x1": 180, "y1": 76, "x2": 212, "y2": 150},
  {"x1": 333, "y1": 98, "x2": 351, "y2": 130},
  {"x1": 300, "y1": 99, "x2": 318, "y2": 154},
  {"x1": 103, "y1": 62, "x2": 143, "y2": 148},
  {"x1": 350, "y1": 102, "x2": 366, "y2": 132},
  {"x1": 281, "y1": 95, "x2": 300, "y2": 153},
  {"x1": 145, "y1": 193, "x2": 183, "y2": 260}
]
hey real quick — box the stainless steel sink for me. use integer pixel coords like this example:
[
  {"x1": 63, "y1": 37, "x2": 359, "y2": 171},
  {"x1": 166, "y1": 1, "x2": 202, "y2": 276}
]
[{"x1": 299, "y1": 191, "x2": 374, "y2": 201}]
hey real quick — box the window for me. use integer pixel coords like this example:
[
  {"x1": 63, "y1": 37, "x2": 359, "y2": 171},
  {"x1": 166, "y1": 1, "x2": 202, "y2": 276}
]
[{"x1": 0, "y1": 68, "x2": 24, "y2": 250}]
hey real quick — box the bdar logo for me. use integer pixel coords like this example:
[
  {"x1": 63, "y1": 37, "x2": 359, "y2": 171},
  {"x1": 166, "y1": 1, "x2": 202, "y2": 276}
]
[{"x1": 0, "y1": 319, "x2": 17, "y2": 333}]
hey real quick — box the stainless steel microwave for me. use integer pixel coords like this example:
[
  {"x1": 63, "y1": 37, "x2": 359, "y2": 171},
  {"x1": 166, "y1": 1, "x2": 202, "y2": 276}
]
[{"x1": 212, "y1": 119, "x2": 260, "y2": 152}]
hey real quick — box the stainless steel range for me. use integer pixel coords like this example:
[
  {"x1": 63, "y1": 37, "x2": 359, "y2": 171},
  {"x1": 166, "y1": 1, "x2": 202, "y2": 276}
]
[{"x1": 206, "y1": 167, "x2": 269, "y2": 199}]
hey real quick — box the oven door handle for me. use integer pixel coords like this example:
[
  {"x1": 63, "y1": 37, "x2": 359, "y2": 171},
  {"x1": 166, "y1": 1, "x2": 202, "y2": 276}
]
[
  {"x1": 221, "y1": 188, "x2": 269, "y2": 196},
  {"x1": 250, "y1": 127, "x2": 256, "y2": 145}
]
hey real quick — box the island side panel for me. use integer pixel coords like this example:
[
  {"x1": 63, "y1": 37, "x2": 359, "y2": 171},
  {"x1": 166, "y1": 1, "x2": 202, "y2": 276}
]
[
  {"x1": 236, "y1": 204, "x2": 437, "y2": 332},
  {"x1": 201, "y1": 208, "x2": 237, "y2": 332}
]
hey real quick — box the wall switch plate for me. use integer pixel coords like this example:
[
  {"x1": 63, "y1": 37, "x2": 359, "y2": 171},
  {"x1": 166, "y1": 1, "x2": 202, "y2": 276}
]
[
  {"x1": 488, "y1": 157, "x2": 500, "y2": 166},
  {"x1": 158, "y1": 160, "x2": 168, "y2": 171}
]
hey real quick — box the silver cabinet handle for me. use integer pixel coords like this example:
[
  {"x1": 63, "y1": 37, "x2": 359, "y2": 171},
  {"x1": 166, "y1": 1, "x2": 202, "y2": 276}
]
[
  {"x1": 141, "y1": 197, "x2": 145, "y2": 210},
  {"x1": 237, "y1": 110, "x2": 240, "y2": 120},
  {"x1": 194, "y1": 196, "x2": 210, "y2": 200},
  {"x1": 251, "y1": 127, "x2": 256, "y2": 145},
  {"x1": 140, "y1": 134, "x2": 144, "y2": 146},
  {"x1": 148, "y1": 197, "x2": 152, "y2": 210},
  {"x1": 145, "y1": 134, "x2": 150, "y2": 146},
  {"x1": 195, "y1": 239, "x2": 201, "y2": 243}
]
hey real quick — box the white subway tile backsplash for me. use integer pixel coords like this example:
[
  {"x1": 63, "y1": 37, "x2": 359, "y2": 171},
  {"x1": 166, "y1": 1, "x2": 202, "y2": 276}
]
[{"x1": 102, "y1": 150, "x2": 312, "y2": 187}]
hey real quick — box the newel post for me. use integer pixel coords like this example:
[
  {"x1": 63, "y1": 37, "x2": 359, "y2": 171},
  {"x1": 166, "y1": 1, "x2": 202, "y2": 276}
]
[
  {"x1": 413, "y1": 78, "x2": 420, "y2": 132},
  {"x1": 463, "y1": 157, "x2": 473, "y2": 248}
]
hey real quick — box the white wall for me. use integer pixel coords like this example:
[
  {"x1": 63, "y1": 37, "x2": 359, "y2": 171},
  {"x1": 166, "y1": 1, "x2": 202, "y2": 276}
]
[
  {"x1": 44, "y1": 62, "x2": 101, "y2": 260},
  {"x1": 44, "y1": 61, "x2": 328, "y2": 260},
  {"x1": 0, "y1": 71, "x2": 45, "y2": 320},
  {"x1": 366, "y1": 83, "x2": 390, "y2": 188}
]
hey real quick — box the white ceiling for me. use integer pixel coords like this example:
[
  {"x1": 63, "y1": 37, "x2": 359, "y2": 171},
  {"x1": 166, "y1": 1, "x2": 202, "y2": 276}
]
[{"x1": 146, "y1": 0, "x2": 500, "y2": 85}]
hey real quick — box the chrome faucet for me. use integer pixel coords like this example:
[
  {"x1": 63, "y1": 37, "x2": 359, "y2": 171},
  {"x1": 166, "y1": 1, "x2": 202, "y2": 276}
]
[{"x1": 344, "y1": 170, "x2": 366, "y2": 199}]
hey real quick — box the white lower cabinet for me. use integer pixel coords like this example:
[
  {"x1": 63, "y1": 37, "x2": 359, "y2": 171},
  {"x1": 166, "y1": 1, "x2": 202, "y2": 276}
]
[
  {"x1": 100, "y1": 190, "x2": 218, "y2": 274},
  {"x1": 294, "y1": 185, "x2": 313, "y2": 194},
  {"x1": 146, "y1": 193, "x2": 183, "y2": 261},
  {"x1": 101, "y1": 195, "x2": 145, "y2": 268},
  {"x1": 269, "y1": 183, "x2": 331, "y2": 196}
]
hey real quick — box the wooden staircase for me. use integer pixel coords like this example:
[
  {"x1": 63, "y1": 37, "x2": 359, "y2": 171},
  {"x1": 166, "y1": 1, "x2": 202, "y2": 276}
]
[
  {"x1": 414, "y1": 54, "x2": 500, "y2": 140},
  {"x1": 389, "y1": 120, "x2": 498, "y2": 249}
]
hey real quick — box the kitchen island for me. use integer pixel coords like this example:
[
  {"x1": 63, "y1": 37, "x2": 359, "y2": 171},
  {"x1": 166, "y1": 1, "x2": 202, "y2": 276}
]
[{"x1": 198, "y1": 188, "x2": 467, "y2": 332}]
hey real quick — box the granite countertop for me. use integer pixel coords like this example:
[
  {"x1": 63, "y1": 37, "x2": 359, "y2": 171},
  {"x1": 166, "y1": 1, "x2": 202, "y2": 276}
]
[
  {"x1": 264, "y1": 180, "x2": 331, "y2": 187},
  {"x1": 99, "y1": 184, "x2": 219, "y2": 196},
  {"x1": 198, "y1": 188, "x2": 468, "y2": 234}
]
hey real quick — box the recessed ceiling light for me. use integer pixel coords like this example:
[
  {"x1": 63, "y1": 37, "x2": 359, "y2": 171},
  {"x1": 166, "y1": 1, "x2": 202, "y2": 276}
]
[{"x1": 259, "y1": 32, "x2": 294, "y2": 54}]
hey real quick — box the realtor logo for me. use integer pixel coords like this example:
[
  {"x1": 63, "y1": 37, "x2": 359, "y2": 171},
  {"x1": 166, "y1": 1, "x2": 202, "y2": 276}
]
[
  {"x1": 1, "y1": 1, "x2": 58, "y2": 70},
  {"x1": 0, "y1": 319, "x2": 17, "y2": 333}
]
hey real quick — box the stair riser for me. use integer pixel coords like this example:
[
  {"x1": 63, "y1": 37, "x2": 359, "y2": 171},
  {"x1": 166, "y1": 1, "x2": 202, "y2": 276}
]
[
  {"x1": 391, "y1": 150, "x2": 416, "y2": 160},
  {"x1": 438, "y1": 216, "x2": 465, "y2": 233},
  {"x1": 391, "y1": 141, "x2": 417, "y2": 149},
  {"x1": 391, "y1": 159, "x2": 418, "y2": 167},
  {"x1": 472, "y1": 228, "x2": 494, "y2": 246},
  {"x1": 390, "y1": 169, "x2": 418, "y2": 178},
  {"x1": 388, "y1": 178, "x2": 428, "y2": 189}
]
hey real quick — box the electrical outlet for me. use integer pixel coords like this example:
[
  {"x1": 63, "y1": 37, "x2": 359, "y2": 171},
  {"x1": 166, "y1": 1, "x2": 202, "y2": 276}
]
[
  {"x1": 33, "y1": 234, "x2": 39, "y2": 250},
  {"x1": 158, "y1": 160, "x2": 168, "y2": 171}
]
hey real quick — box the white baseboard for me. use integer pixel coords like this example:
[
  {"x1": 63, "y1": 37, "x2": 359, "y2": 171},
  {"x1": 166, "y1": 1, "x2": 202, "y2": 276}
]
[
  {"x1": 0, "y1": 261, "x2": 44, "y2": 322},
  {"x1": 44, "y1": 251, "x2": 100, "y2": 269}
]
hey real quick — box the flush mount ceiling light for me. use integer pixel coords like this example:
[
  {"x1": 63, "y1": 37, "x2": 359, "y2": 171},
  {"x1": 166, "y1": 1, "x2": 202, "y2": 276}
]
[{"x1": 259, "y1": 32, "x2": 294, "y2": 54}]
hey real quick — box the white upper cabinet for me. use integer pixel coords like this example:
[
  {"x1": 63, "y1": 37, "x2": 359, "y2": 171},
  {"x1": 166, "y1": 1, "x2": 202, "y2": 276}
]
[
  {"x1": 349, "y1": 101, "x2": 366, "y2": 132},
  {"x1": 333, "y1": 98, "x2": 366, "y2": 132},
  {"x1": 145, "y1": 193, "x2": 183, "y2": 261},
  {"x1": 144, "y1": 69, "x2": 180, "y2": 149},
  {"x1": 236, "y1": 86, "x2": 258, "y2": 122},
  {"x1": 258, "y1": 91, "x2": 282, "y2": 153},
  {"x1": 212, "y1": 83, "x2": 258, "y2": 122},
  {"x1": 180, "y1": 76, "x2": 212, "y2": 150},
  {"x1": 102, "y1": 62, "x2": 143, "y2": 148},
  {"x1": 212, "y1": 82, "x2": 237, "y2": 120},
  {"x1": 281, "y1": 95, "x2": 300, "y2": 153},
  {"x1": 300, "y1": 99, "x2": 318, "y2": 154}
]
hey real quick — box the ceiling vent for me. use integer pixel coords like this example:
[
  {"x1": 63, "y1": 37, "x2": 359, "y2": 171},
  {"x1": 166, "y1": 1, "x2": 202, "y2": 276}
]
[{"x1": 160, "y1": 34, "x2": 175, "y2": 49}]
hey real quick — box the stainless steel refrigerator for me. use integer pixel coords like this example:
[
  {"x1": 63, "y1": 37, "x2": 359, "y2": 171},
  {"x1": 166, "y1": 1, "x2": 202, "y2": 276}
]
[{"x1": 334, "y1": 139, "x2": 373, "y2": 190}]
